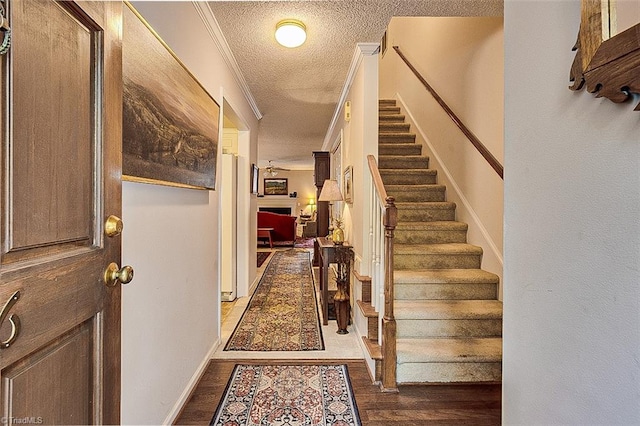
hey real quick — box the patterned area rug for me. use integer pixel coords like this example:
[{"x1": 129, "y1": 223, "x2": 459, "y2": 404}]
[
  {"x1": 225, "y1": 250, "x2": 324, "y2": 351},
  {"x1": 295, "y1": 237, "x2": 315, "y2": 248},
  {"x1": 257, "y1": 252, "x2": 270, "y2": 267},
  {"x1": 210, "y1": 364, "x2": 361, "y2": 426}
]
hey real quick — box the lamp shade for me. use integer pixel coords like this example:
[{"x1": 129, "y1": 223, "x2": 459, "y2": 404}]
[{"x1": 318, "y1": 179, "x2": 343, "y2": 202}]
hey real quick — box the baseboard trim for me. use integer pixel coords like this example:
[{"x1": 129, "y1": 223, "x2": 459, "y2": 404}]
[
  {"x1": 249, "y1": 269, "x2": 261, "y2": 295},
  {"x1": 162, "y1": 337, "x2": 221, "y2": 425}
]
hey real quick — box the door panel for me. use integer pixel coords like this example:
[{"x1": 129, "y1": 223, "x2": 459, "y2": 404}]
[
  {"x1": 0, "y1": 1, "x2": 123, "y2": 424},
  {"x1": 3, "y1": 320, "x2": 93, "y2": 424},
  {"x1": 9, "y1": 0, "x2": 95, "y2": 253}
]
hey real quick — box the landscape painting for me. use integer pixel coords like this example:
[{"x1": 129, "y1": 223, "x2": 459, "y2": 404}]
[
  {"x1": 264, "y1": 178, "x2": 288, "y2": 195},
  {"x1": 123, "y1": 4, "x2": 219, "y2": 190}
]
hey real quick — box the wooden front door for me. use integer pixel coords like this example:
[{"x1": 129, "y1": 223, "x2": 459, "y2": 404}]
[{"x1": 0, "y1": 0, "x2": 124, "y2": 423}]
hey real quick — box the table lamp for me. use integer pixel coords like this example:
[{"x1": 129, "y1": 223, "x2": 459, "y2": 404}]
[{"x1": 318, "y1": 179, "x2": 344, "y2": 244}]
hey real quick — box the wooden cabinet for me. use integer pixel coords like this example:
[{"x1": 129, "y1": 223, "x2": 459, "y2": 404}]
[
  {"x1": 313, "y1": 151, "x2": 331, "y2": 186},
  {"x1": 313, "y1": 152, "x2": 330, "y2": 265}
]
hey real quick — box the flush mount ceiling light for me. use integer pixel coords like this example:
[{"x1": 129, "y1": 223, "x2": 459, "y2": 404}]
[{"x1": 275, "y1": 19, "x2": 306, "y2": 48}]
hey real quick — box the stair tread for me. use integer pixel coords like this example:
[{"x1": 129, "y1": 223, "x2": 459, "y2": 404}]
[
  {"x1": 395, "y1": 300, "x2": 502, "y2": 320},
  {"x1": 397, "y1": 337, "x2": 502, "y2": 363},
  {"x1": 379, "y1": 143, "x2": 419, "y2": 148},
  {"x1": 379, "y1": 154, "x2": 425, "y2": 159},
  {"x1": 396, "y1": 221, "x2": 467, "y2": 231},
  {"x1": 396, "y1": 202, "x2": 455, "y2": 209},
  {"x1": 387, "y1": 184, "x2": 446, "y2": 191},
  {"x1": 357, "y1": 300, "x2": 378, "y2": 318},
  {"x1": 395, "y1": 243, "x2": 483, "y2": 255},
  {"x1": 362, "y1": 336, "x2": 382, "y2": 360},
  {"x1": 379, "y1": 132, "x2": 416, "y2": 138},
  {"x1": 380, "y1": 169, "x2": 436, "y2": 175},
  {"x1": 380, "y1": 129, "x2": 410, "y2": 133},
  {"x1": 394, "y1": 269, "x2": 500, "y2": 284}
]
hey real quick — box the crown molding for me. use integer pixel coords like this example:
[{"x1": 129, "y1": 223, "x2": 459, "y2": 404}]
[
  {"x1": 322, "y1": 43, "x2": 380, "y2": 150},
  {"x1": 192, "y1": 1, "x2": 263, "y2": 120}
]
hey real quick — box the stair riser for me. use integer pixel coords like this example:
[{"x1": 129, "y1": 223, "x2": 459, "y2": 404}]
[
  {"x1": 380, "y1": 123, "x2": 410, "y2": 133},
  {"x1": 361, "y1": 282, "x2": 371, "y2": 303},
  {"x1": 379, "y1": 107, "x2": 401, "y2": 114},
  {"x1": 387, "y1": 190, "x2": 445, "y2": 202},
  {"x1": 379, "y1": 100, "x2": 396, "y2": 106},
  {"x1": 395, "y1": 229, "x2": 467, "y2": 244},
  {"x1": 379, "y1": 145, "x2": 423, "y2": 156},
  {"x1": 379, "y1": 115, "x2": 405, "y2": 122},
  {"x1": 397, "y1": 208, "x2": 455, "y2": 222},
  {"x1": 396, "y1": 319, "x2": 502, "y2": 338},
  {"x1": 379, "y1": 156, "x2": 429, "y2": 169},
  {"x1": 379, "y1": 134, "x2": 416, "y2": 144},
  {"x1": 397, "y1": 362, "x2": 502, "y2": 383},
  {"x1": 367, "y1": 317, "x2": 378, "y2": 340},
  {"x1": 394, "y1": 253, "x2": 481, "y2": 269},
  {"x1": 381, "y1": 173, "x2": 437, "y2": 185},
  {"x1": 395, "y1": 283, "x2": 498, "y2": 300}
]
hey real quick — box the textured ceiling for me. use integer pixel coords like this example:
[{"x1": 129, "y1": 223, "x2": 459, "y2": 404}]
[{"x1": 208, "y1": 0, "x2": 503, "y2": 170}]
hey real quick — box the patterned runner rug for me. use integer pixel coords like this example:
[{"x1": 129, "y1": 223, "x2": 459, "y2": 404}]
[
  {"x1": 225, "y1": 250, "x2": 324, "y2": 351},
  {"x1": 210, "y1": 364, "x2": 361, "y2": 426}
]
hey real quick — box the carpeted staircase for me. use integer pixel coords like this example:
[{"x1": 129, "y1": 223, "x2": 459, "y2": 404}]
[{"x1": 362, "y1": 99, "x2": 502, "y2": 383}]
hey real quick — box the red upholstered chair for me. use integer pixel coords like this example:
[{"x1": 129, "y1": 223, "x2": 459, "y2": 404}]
[{"x1": 257, "y1": 211, "x2": 297, "y2": 246}]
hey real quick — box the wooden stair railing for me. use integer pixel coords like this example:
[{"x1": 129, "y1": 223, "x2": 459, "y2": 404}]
[
  {"x1": 393, "y1": 46, "x2": 504, "y2": 180},
  {"x1": 367, "y1": 154, "x2": 398, "y2": 392}
]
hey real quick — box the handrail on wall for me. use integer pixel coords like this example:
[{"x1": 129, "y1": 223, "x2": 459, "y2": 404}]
[
  {"x1": 393, "y1": 46, "x2": 504, "y2": 180},
  {"x1": 367, "y1": 154, "x2": 398, "y2": 392}
]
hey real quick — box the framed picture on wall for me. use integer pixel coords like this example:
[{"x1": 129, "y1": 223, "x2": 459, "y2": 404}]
[
  {"x1": 343, "y1": 166, "x2": 353, "y2": 204},
  {"x1": 264, "y1": 178, "x2": 288, "y2": 195},
  {"x1": 122, "y1": 3, "x2": 220, "y2": 190},
  {"x1": 251, "y1": 164, "x2": 259, "y2": 194}
]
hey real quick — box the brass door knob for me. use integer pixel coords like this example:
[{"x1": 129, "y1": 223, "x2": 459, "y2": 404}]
[
  {"x1": 104, "y1": 263, "x2": 134, "y2": 287},
  {"x1": 105, "y1": 215, "x2": 124, "y2": 237}
]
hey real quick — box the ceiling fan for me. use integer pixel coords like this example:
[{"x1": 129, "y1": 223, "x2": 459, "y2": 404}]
[{"x1": 263, "y1": 160, "x2": 289, "y2": 177}]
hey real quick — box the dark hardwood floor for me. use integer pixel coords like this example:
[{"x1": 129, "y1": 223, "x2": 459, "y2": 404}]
[{"x1": 174, "y1": 359, "x2": 501, "y2": 425}]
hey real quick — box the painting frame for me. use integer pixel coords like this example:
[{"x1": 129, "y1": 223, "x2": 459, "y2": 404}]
[
  {"x1": 251, "y1": 164, "x2": 259, "y2": 194},
  {"x1": 263, "y1": 178, "x2": 288, "y2": 196},
  {"x1": 122, "y1": 3, "x2": 220, "y2": 190},
  {"x1": 343, "y1": 166, "x2": 353, "y2": 204}
]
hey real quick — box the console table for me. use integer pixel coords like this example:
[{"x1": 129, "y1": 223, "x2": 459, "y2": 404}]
[
  {"x1": 316, "y1": 237, "x2": 353, "y2": 333},
  {"x1": 257, "y1": 227, "x2": 274, "y2": 248}
]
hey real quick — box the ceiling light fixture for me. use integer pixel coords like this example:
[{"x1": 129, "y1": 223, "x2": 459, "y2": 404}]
[
  {"x1": 263, "y1": 160, "x2": 279, "y2": 177},
  {"x1": 275, "y1": 19, "x2": 306, "y2": 48}
]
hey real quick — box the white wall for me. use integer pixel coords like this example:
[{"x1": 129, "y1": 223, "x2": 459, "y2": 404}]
[
  {"x1": 121, "y1": 2, "x2": 259, "y2": 424},
  {"x1": 325, "y1": 45, "x2": 379, "y2": 272},
  {"x1": 503, "y1": 0, "x2": 640, "y2": 424},
  {"x1": 122, "y1": 183, "x2": 218, "y2": 425},
  {"x1": 323, "y1": 45, "x2": 379, "y2": 376},
  {"x1": 379, "y1": 17, "x2": 504, "y2": 289}
]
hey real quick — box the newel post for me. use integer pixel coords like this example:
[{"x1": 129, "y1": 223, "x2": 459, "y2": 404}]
[{"x1": 380, "y1": 196, "x2": 398, "y2": 392}]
